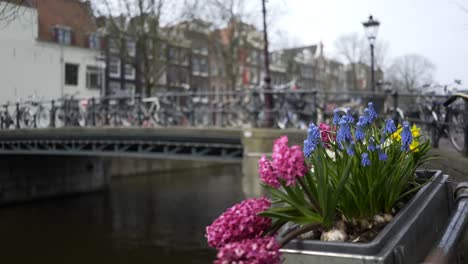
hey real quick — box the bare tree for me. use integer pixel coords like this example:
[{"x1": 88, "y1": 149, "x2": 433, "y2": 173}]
[
  {"x1": 0, "y1": 0, "x2": 33, "y2": 26},
  {"x1": 334, "y1": 32, "x2": 388, "y2": 89},
  {"x1": 202, "y1": 0, "x2": 257, "y2": 91},
  {"x1": 270, "y1": 29, "x2": 302, "y2": 50},
  {"x1": 91, "y1": 0, "x2": 194, "y2": 96},
  {"x1": 387, "y1": 54, "x2": 435, "y2": 93}
]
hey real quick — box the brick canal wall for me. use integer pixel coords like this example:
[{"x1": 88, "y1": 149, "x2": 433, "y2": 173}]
[
  {"x1": 0, "y1": 155, "x2": 227, "y2": 205},
  {"x1": 0, "y1": 155, "x2": 110, "y2": 205},
  {"x1": 108, "y1": 157, "x2": 223, "y2": 177}
]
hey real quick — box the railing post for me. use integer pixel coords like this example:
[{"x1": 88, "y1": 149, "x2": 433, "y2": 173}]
[
  {"x1": 425, "y1": 183, "x2": 468, "y2": 263},
  {"x1": 15, "y1": 102, "x2": 20, "y2": 129},
  {"x1": 430, "y1": 119, "x2": 439, "y2": 149},
  {"x1": 33, "y1": 112, "x2": 37, "y2": 128},
  {"x1": 50, "y1": 100, "x2": 56, "y2": 128},
  {"x1": 312, "y1": 90, "x2": 318, "y2": 124},
  {"x1": 189, "y1": 92, "x2": 195, "y2": 126},
  {"x1": 137, "y1": 95, "x2": 143, "y2": 126},
  {"x1": 252, "y1": 89, "x2": 259, "y2": 128},
  {"x1": 220, "y1": 94, "x2": 225, "y2": 127},
  {"x1": 104, "y1": 98, "x2": 109, "y2": 126},
  {"x1": 91, "y1": 97, "x2": 96, "y2": 127},
  {"x1": 0, "y1": 106, "x2": 5, "y2": 129},
  {"x1": 463, "y1": 99, "x2": 468, "y2": 157},
  {"x1": 392, "y1": 91, "x2": 399, "y2": 124}
]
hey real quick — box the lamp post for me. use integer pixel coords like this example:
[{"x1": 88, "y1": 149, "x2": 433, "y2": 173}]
[
  {"x1": 362, "y1": 15, "x2": 380, "y2": 93},
  {"x1": 261, "y1": 0, "x2": 273, "y2": 127}
]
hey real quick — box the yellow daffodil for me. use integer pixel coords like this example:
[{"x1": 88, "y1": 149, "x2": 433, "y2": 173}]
[{"x1": 391, "y1": 124, "x2": 421, "y2": 152}]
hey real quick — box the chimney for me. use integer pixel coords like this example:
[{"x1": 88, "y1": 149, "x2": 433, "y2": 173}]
[{"x1": 319, "y1": 41, "x2": 324, "y2": 57}]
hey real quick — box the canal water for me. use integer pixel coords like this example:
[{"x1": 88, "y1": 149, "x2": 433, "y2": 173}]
[{"x1": 0, "y1": 164, "x2": 245, "y2": 263}]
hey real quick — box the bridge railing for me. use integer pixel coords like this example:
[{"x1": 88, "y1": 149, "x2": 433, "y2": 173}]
[{"x1": 0, "y1": 89, "x2": 466, "y2": 155}]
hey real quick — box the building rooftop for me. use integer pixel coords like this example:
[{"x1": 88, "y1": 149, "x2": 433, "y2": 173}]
[{"x1": 34, "y1": 0, "x2": 97, "y2": 48}]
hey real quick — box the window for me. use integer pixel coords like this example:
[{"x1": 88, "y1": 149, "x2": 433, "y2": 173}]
[
  {"x1": 259, "y1": 53, "x2": 265, "y2": 65},
  {"x1": 192, "y1": 57, "x2": 200, "y2": 74},
  {"x1": 210, "y1": 63, "x2": 218, "y2": 76},
  {"x1": 108, "y1": 81, "x2": 121, "y2": 96},
  {"x1": 88, "y1": 34, "x2": 100, "y2": 49},
  {"x1": 250, "y1": 69, "x2": 258, "y2": 84},
  {"x1": 179, "y1": 49, "x2": 188, "y2": 65},
  {"x1": 250, "y1": 50, "x2": 258, "y2": 65},
  {"x1": 124, "y1": 64, "x2": 135, "y2": 80},
  {"x1": 108, "y1": 39, "x2": 119, "y2": 54},
  {"x1": 300, "y1": 66, "x2": 313, "y2": 78},
  {"x1": 124, "y1": 83, "x2": 135, "y2": 96},
  {"x1": 55, "y1": 26, "x2": 72, "y2": 45},
  {"x1": 179, "y1": 68, "x2": 189, "y2": 85},
  {"x1": 65, "y1": 63, "x2": 79, "y2": 85},
  {"x1": 193, "y1": 43, "x2": 208, "y2": 55},
  {"x1": 168, "y1": 47, "x2": 176, "y2": 62},
  {"x1": 109, "y1": 57, "x2": 121, "y2": 78},
  {"x1": 199, "y1": 58, "x2": 208, "y2": 76},
  {"x1": 159, "y1": 43, "x2": 167, "y2": 60},
  {"x1": 86, "y1": 66, "x2": 102, "y2": 89},
  {"x1": 168, "y1": 66, "x2": 177, "y2": 85},
  {"x1": 126, "y1": 39, "x2": 136, "y2": 57}
]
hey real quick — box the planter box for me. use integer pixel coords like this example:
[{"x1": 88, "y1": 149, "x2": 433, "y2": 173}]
[{"x1": 281, "y1": 170, "x2": 452, "y2": 264}]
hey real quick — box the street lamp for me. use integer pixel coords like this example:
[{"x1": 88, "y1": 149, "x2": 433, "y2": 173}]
[
  {"x1": 261, "y1": 0, "x2": 273, "y2": 127},
  {"x1": 362, "y1": 15, "x2": 380, "y2": 93}
]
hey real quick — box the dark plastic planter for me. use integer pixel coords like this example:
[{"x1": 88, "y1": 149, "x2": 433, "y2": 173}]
[{"x1": 281, "y1": 170, "x2": 452, "y2": 264}]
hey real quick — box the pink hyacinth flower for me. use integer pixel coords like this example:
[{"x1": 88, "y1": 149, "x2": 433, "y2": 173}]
[
  {"x1": 214, "y1": 236, "x2": 282, "y2": 264},
  {"x1": 271, "y1": 136, "x2": 307, "y2": 186},
  {"x1": 319, "y1": 123, "x2": 335, "y2": 145},
  {"x1": 205, "y1": 197, "x2": 272, "y2": 249},
  {"x1": 258, "y1": 155, "x2": 280, "y2": 188}
]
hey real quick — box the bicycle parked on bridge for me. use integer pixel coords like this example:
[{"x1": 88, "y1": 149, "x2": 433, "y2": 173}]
[
  {"x1": 55, "y1": 95, "x2": 86, "y2": 127},
  {"x1": 408, "y1": 91, "x2": 465, "y2": 153},
  {"x1": 132, "y1": 95, "x2": 162, "y2": 127},
  {"x1": 1, "y1": 103, "x2": 15, "y2": 129},
  {"x1": 443, "y1": 92, "x2": 467, "y2": 153},
  {"x1": 1, "y1": 96, "x2": 50, "y2": 129}
]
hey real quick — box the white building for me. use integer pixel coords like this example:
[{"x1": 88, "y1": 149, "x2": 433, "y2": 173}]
[{"x1": 0, "y1": 0, "x2": 103, "y2": 104}]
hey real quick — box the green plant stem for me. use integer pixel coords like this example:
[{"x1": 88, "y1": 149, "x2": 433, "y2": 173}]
[
  {"x1": 297, "y1": 177, "x2": 322, "y2": 214},
  {"x1": 279, "y1": 223, "x2": 322, "y2": 247},
  {"x1": 265, "y1": 220, "x2": 287, "y2": 237}
]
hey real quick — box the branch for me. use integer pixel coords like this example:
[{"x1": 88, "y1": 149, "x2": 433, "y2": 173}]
[{"x1": 279, "y1": 223, "x2": 322, "y2": 247}]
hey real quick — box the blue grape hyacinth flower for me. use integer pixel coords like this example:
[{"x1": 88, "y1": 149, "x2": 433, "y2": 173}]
[
  {"x1": 401, "y1": 121, "x2": 413, "y2": 152},
  {"x1": 303, "y1": 123, "x2": 321, "y2": 157},
  {"x1": 347, "y1": 141, "x2": 356, "y2": 156},
  {"x1": 361, "y1": 153, "x2": 371, "y2": 167},
  {"x1": 367, "y1": 138, "x2": 376, "y2": 152},
  {"x1": 336, "y1": 118, "x2": 352, "y2": 144},
  {"x1": 368, "y1": 102, "x2": 378, "y2": 121},
  {"x1": 384, "y1": 119, "x2": 397, "y2": 134},
  {"x1": 332, "y1": 109, "x2": 340, "y2": 125},
  {"x1": 355, "y1": 124, "x2": 365, "y2": 141},
  {"x1": 343, "y1": 108, "x2": 355, "y2": 123},
  {"x1": 376, "y1": 146, "x2": 388, "y2": 161}
]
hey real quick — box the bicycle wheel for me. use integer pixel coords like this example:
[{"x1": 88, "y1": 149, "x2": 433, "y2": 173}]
[
  {"x1": 276, "y1": 109, "x2": 288, "y2": 129},
  {"x1": 35, "y1": 107, "x2": 50, "y2": 128},
  {"x1": 448, "y1": 110, "x2": 464, "y2": 153},
  {"x1": 55, "y1": 108, "x2": 66, "y2": 127},
  {"x1": 20, "y1": 109, "x2": 34, "y2": 128}
]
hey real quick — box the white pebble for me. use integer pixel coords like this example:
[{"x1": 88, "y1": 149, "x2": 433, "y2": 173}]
[{"x1": 321, "y1": 229, "x2": 347, "y2": 242}]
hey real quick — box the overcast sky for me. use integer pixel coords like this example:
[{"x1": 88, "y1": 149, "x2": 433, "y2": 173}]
[{"x1": 269, "y1": 0, "x2": 468, "y2": 87}]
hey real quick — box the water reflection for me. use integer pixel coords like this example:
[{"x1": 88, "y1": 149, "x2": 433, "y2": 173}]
[{"x1": 0, "y1": 164, "x2": 244, "y2": 264}]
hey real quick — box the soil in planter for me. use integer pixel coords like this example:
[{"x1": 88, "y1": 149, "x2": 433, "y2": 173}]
[{"x1": 294, "y1": 191, "x2": 417, "y2": 243}]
